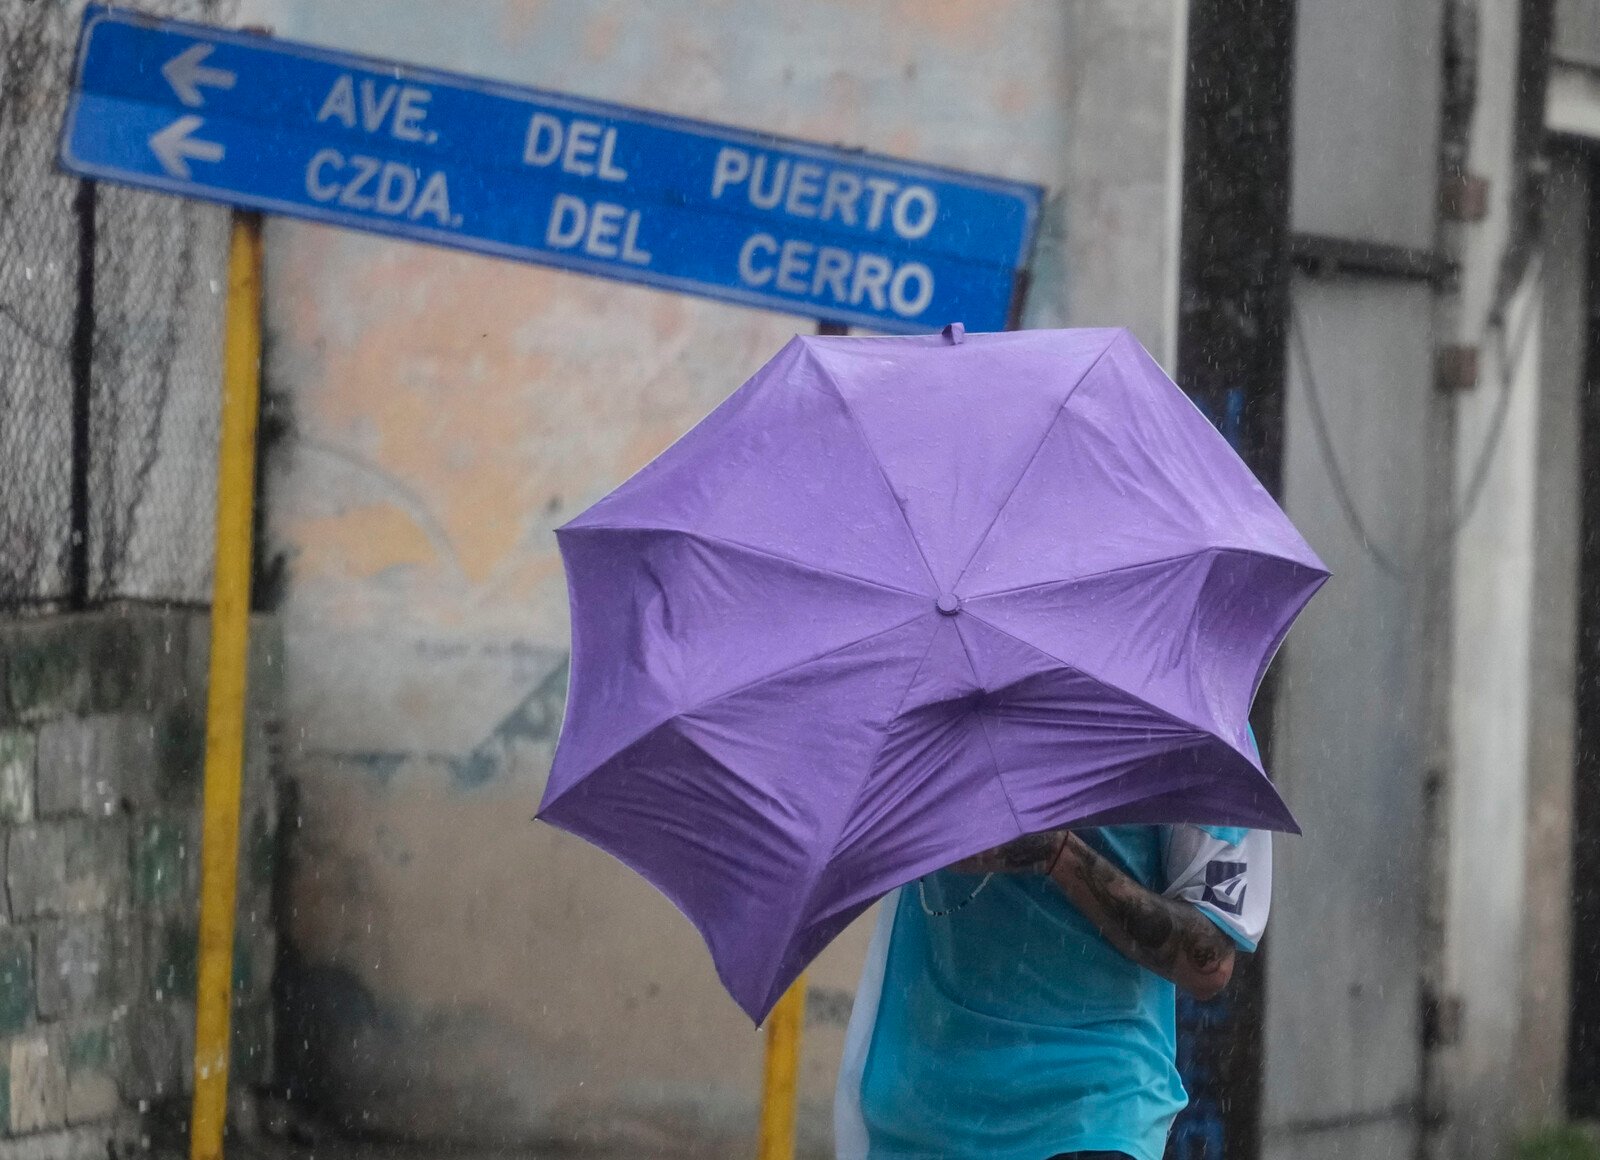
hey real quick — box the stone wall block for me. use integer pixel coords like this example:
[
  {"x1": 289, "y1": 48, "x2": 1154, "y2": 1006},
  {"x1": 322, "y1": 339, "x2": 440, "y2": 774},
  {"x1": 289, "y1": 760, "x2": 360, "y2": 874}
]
[
  {"x1": 146, "y1": 918, "x2": 196, "y2": 1005},
  {"x1": 0, "y1": 733, "x2": 34, "y2": 827},
  {"x1": 62, "y1": 1017, "x2": 119, "y2": 1082},
  {"x1": 171, "y1": 612, "x2": 207, "y2": 710},
  {"x1": 59, "y1": 822, "x2": 125, "y2": 918},
  {"x1": 128, "y1": 611, "x2": 195, "y2": 715},
  {"x1": 0, "y1": 1121, "x2": 136, "y2": 1160},
  {"x1": 35, "y1": 716, "x2": 148, "y2": 820},
  {"x1": 6, "y1": 830, "x2": 62, "y2": 926},
  {"x1": 34, "y1": 719, "x2": 105, "y2": 819},
  {"x1": 155, "y1": 703, "x2": 205, "y2": 808},
  {"x1": 8, "y1": 1031, "x2": 65, "y2": 1135},
  {"x1": 0, "y1": 936, "x2": 33, "y2": 1039},
  {"x1": 0, "y1": 605, "x2": 280, "y2": 1128},
  {"x1": 34, "y1": 920, "x2": 114, "y2": 1021},
  {"x1": 3, "y1": 622, "x2": 90, "y2": 726},
  {"x1": 8, "y1": 822, "x2": 126, "y2": 921},
  {"x1": 61, "y1": 1071, "x2": 116, "y2": 1128},
  {"x1": 84, "y1": 618, "x2": 141, "y2": 716},
  {"x1": 123, "y1": 1002, "x2": 192, "y2": 1101},
  {"x1": 113, "y1": 717, "x2": 159, "y2": 813},
  {"x1": 58, "y1": 1014, "x2": 127, "y2": 1130},
  {"x1": 132, "y1": 813, "x2": 200, "y2": 914},
  {"x1": 185, "y1": 615, "x2": 210, "y2": 709},
  {"x1": 118, "y1": 719, "x2": 156, "y2": 813}
]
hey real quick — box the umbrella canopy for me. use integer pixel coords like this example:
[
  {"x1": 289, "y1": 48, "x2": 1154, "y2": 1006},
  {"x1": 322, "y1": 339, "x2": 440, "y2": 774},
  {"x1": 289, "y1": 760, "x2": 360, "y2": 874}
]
[{"x1": 538, "y1": 326, "x2": 1328, "y2": 1022}]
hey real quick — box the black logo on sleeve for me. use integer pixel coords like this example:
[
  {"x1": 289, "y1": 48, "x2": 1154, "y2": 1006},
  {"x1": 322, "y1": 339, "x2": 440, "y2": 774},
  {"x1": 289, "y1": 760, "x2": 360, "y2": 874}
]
[{"x1": 1201, "y1": 861, "x2": 1248, "y2": 916}]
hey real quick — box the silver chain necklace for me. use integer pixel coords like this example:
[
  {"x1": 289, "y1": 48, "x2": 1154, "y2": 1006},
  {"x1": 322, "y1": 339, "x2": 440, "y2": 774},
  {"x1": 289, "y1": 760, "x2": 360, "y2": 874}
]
[{"x1": 917, "y1": 873, "x2": 993, "y2": 917}]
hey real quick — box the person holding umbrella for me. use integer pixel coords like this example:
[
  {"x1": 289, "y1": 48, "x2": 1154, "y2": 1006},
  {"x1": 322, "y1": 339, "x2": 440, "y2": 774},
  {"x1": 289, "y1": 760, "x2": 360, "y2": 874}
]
[
  {"x1": 538, "y1": 327, "x2": 1321, "y2": 1156},
  {"x1": 834, "y1": 812, "x2": 1269, "y2": 1160}
]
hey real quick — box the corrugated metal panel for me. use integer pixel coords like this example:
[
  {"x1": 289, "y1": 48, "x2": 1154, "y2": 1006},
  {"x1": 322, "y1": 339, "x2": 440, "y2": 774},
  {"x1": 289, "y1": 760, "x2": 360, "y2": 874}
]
[
  {"x1": 1290, "y1": 0, "x2": 1444, "y2": 249},
  {"x1": 1266, "y1": 277, "x2": 1433, "y2": 1160}
]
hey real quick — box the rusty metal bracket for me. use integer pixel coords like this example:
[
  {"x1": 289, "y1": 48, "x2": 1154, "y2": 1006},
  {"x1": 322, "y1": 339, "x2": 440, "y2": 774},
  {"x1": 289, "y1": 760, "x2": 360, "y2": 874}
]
[{"x1": 1291, "y1": 232, "x2": 1459, "y2": 288}]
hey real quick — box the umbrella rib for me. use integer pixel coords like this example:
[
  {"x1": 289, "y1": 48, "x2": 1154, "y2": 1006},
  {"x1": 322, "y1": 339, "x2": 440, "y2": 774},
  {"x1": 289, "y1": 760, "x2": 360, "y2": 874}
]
[
  {"x1": 549, "y1": 610, "x2": 935, "y2": 806},
  {"x1": 952, "y1": 618, "x2": 1029, "y2": 835},
  {"x1": 564, "y1": 523, "x2": 928, "y2": 598},
  {"x1": 771, "y1": 615, "x2": 945, "y2": 1004},
  {"x1": 961, "y1": 608, "x2": 1219, "y2": 742},
  {"x1": 963, "y1": 544, "x2": 1321, "y2": 601},
  {"x1": 948, "y1": 331, "x2": 1123, "y2": 592},
  {"x1": 804, "y1": 348, "x2": 941, "y2": 591},
  {"x1": 678, "y1": 609, "x2": 932, "y2": 716},
  {"x1": 964, "y1": 548, "x2": 1210, "y2": 601},
  {"x1": 819, "y1": 616, "x2": 947, "y2": 864}
]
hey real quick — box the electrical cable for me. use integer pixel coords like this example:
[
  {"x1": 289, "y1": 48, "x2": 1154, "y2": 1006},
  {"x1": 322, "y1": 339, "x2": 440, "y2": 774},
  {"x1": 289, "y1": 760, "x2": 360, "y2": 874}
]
[
  {"x1": 1449, "y1": 248, "x2": 1544, "y2": 536},
  {"x1": 1287, "y1": 247, "x2": 1543, "y2": 582},
  {"x1": 1288, "y1": 294, "x2": 1408, "y2": 579}
]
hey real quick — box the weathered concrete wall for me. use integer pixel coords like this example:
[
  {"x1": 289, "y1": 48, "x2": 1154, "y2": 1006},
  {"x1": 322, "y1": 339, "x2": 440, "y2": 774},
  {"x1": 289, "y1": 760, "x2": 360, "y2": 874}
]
[
  {"x1": 1269, "y1": 278, "x2": 1436, "y2": 1160},
  {"x1": 1265, "y1": 2, "x2": 1443, "y2": 1158},
  {"x1": 1438, "y1": 4, "x2": 1586, "y2": 1156},
  {"x1": 244, "y1": 0, "x2": 1189, "y2": 1149},
  {"x1": 0, "y1": 608, "x2": 279, "y2": 1159}
]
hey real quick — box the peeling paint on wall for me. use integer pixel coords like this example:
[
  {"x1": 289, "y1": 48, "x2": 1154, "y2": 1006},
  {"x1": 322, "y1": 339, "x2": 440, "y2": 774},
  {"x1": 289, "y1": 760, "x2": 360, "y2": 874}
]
[{"x1": 447, "y1": 659, "x2": 568, "y2": 790}]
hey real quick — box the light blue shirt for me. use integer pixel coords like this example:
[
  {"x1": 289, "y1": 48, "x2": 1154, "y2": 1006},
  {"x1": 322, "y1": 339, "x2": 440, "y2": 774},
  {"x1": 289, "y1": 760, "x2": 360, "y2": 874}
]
[{"x1": 855, "y1": 826, "x2": 1218, "y2": 1160}]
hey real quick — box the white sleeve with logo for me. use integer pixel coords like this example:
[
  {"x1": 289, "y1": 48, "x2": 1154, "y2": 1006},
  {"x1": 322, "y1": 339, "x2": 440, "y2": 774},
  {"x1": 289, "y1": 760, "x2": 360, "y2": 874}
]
[{"x1": 1162, "y1": 825, "x2": 1271, "y2": 951}]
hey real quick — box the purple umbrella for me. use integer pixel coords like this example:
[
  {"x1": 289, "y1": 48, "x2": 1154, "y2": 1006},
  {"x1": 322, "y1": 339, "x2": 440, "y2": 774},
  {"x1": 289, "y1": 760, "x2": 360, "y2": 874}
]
[{"x1": 538, "y1": 326, "x2": 1327, "y2": 1022}]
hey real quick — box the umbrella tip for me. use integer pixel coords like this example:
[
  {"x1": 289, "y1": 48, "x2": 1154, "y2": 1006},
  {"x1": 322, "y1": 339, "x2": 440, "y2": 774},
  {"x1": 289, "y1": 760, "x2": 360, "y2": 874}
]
[{"x1": 942, "y1": 321, "x2": 966, "y2": 345}]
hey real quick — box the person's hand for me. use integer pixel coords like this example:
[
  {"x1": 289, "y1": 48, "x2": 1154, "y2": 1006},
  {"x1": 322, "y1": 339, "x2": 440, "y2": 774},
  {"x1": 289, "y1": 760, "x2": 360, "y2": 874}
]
[{"x1": 950, "y1": 829, "x2": 1070, "y2": 875}]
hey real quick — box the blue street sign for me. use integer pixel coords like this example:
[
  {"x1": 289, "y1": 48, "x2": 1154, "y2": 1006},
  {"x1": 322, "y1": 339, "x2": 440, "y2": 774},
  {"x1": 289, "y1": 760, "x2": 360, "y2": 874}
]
[{"x1": 60, "y1": 7, "x2": 1043, "y2": 333}]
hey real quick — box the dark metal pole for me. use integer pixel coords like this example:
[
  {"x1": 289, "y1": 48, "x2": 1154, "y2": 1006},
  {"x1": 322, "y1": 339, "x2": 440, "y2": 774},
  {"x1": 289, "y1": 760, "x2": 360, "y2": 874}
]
[
  {"x1": 1568, "y1": 160, "x2": 1600, "y2": 1119},
  {"x1": 1170, "y1": 2, "x2": 1297, "y2": 1158},
  {"x1": 68, "y1": 178, "x2": 96, "y2": 609}
]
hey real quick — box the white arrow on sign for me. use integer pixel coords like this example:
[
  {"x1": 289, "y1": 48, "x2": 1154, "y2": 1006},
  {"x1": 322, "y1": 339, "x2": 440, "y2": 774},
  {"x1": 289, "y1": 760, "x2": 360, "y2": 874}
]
[
  {"x1": 149, "y1": 116, "x2": 225, "y2": 179},
  {"x1": 161, "y1": 43, "x2": 236, "y2": 108}
]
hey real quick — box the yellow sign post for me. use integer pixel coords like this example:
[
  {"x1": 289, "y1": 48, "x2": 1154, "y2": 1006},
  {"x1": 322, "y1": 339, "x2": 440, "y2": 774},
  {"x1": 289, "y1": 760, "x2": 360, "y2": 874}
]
[
  {"x1": 757, "y1": 976, "x2": 807, "y2": 1160},
  {"x1": 756, "y1": 315, "x2": 850, "y2": 1160},
  {"x1": 189, "y1": 210, "x2": 263, "y2": 1160}
]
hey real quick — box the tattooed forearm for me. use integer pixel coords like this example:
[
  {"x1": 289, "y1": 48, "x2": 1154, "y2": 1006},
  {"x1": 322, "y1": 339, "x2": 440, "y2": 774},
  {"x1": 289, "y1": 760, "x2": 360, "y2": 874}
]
[
  {"x1": 1050, "y1": 832, "x2": 1237, "y2": 999},
  {"x1": 1070, "y1": 844, "x2": 1181, "y2": 967}
]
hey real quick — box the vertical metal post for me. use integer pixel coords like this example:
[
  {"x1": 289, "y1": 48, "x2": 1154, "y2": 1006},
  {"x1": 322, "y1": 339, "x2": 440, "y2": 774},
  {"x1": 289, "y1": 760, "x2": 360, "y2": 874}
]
[
  {"x1": 1568, "y1": 161, "x2": 1600, "y2": 1119},
  {"x1": 1172, "y1": 2, "x2": 1296, "y2": 1157},
  {"x1": 68, "y1": 179, "x2": 96, "y2": 609},
  {"x1": 190, "y1": 210, "x2": 263, "y2": 1160},
  {"x1": 755, "y1": 319, "x2": 848, "y2": 1160},
  {"x1": 757, "y1": 981, "x2": 807, "y2": 1160}
]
